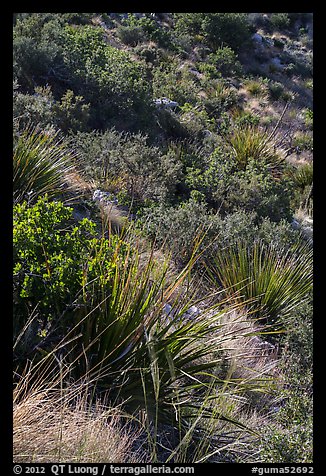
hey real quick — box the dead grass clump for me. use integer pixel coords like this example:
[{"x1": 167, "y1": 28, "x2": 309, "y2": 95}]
[
  {"x1": 218, "y1": 310, "x2": 280, "y2": 392},
  {"x1": 13, "y1": 386, "x2": 145, "y2": 463}
]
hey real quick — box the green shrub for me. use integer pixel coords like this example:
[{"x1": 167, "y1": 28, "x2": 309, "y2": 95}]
[
  {"x1": 259, "y1": 296, "x2": 313, "y2": 463},
  {"x1": 13, "y1": 84, "x2": 55, "y2": 130},
  {"x1": 268, "y1": 81, "x2": 286, "y2": 101},
  {"x1": 71, "y1": 129, "x2": 183, "y2": 209},
  {"x1": 117, "y1": 24, "x2": 147, "y2": 46},
  {"x1": 139, "y1": 199, "x2": 218, "y2": 266},
  {"x1": 60, "y1": 25, "x2": 153, "y2": 128},
  {"x1": 304, "y1": 109, "x2": 313, "y2": 129},
  {"x1": 207, "y1": 47, "x2": 243, "y2": 77},
  {"x1": 234, "y1": 111, "x2": 260, "y2": 128},
  {"x1": 12, "y1": 197, "x2": 89, "y2": 321},
  {"x1": 292, "y1": 132, "x2": 313, "y2": 152},
  {"x1": 152, "y1": 60, "x2": 200, "y2": 106},
  {"x1": 184, "y1": 134, "x2": 293, "y2": 221},
  {"x1": 14, "y1": 16, "x2": 153, "y2": 130},
  {"x1": 174, "y1": 13, "x2": 251, "y2": 52},
  {"x1": 270, "y1": 13, "x2": 290, "y2": 31},
  {"x1": 52, "y1": 89, "x2": 90, "y2": 132}
]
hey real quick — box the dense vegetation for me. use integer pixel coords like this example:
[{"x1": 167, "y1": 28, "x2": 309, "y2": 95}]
[{"x1": 13, "y1": 12, "x2": 313, "y2": 464}]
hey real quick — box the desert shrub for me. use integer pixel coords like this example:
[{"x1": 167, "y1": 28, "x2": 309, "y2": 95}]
[
  {"x1": 200, "y1": 80, "x2": 239, "y2": 116},
  {"x1": 184, "y1": 136, "x2": 293, "y2": 221},
  {"x1": 270, "y1": 13, "x2": 290, "y2": 31},
  {"x1": 121, "y1": 14, "x2": 174, "y2": 49},
  {"x1": 179, "y1": 103, "x2": 216, "y2": 138},
  {"x1": 60, "y1": 25, "x2": 153, "y2": 129},
  {"x1": 13, "y1": 15, "x2": 69, "y2": 93},
  {"x1": 139, "y1": 198, "x2": 221, "y2": 266},
  {"x1": 234, "y1": 111, "x2": 260, "y2": 128},
  {"x1": 13, "y1": 196, "x2": 119, "y2": 353},
  {"x1": 221, "y1": 159, "x2": 293, "y2": 221},
  {"x1": 117, "y1": 24, "x2": 147, "y2": 46},
  {"x1": 152, "y1": 61, "x2": 200, "y2": 106},
  {"x1": 71, "y1": 129, "x2": 183, "y2": 209},
  {"x1": 259, "y1": 296, "x2": 313, "y2": 463},
  {"x1": 13, "y1": 83, "x2": 91, "y2": 132},
  {"x1": 174, "y1": 13, "x2": 251, "y2": 52},
  {"x1": 292, "y1": 132, "x2": 313, "y2": 152},
  {"x1": 304, "y1": 109, "x2": 313, "y2": 129},
  {"x1": 268, "y1": 81, "x2": 286, "y2": 101},
  {"x1": 14, "y1": 16, "x2": 153, "y2": 130},
  {"x1": 13, "y1": 84, "x2": 55, "y2": 130},
  {"x1": 13, "y1": 28, "x2": 64, "y2": 92},
  {"x1": 60, "y1": 13, "x2": 94, "y2": 25},
  {"x1": 207, "y1": 47, "x2": 243, "y2": 77},
  {"x1": 52, "y1": 89, "x2": 90, "y2": 132},
  {"x1": 134, "y1": 43, "x2": 162, "y2": 64}
]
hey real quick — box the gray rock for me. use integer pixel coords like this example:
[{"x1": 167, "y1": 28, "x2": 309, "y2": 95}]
[{"x1": 154, "y1": 97, "x2": 179, "y2": 109}]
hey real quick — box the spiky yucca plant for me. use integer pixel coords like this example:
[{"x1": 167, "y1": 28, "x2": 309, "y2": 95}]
[
  {"x1": 227, "y1": 125, "x2": 285, "y2": 175},
  {"x1": 13, "y1": 124, "x2": 76, "y2": 204},
  {"x1": 287, "y1": 162, "x2": 313, "y2": 192},
  {"x1": 209, "y1": 240, "x2": 312, "y2": 324}
]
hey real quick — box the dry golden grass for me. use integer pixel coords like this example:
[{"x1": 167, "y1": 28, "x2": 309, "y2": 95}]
[
  {"x1": 218, "y1": 310, "x2": 280, "y2": 392},
  {"x1": 13, "y1": 382, "x2": 145, "y2": 463}
]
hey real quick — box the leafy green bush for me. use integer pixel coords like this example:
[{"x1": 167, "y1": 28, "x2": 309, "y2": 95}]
[
  {"x1": 174, "y1": 13, "x2": 251, "y2": 52},
  {"x1": 13, "y1": 196, "x2": 116, "y2": 350},
  {"x1": 139, "y1": 199, "x2": 220, "y2": 265},
  {"x1": 152, "y1": 60, "x2": 200, "y2": 106},
  {"x1": 13, "y1": 84, "x2": 55, "y2": 130},
  {"x1": 270, "y1": 13, "x2": 290, "y2": 31},
  {"x1": 14, "y1": 16, "x2": 154, "y2": 130},
  {"x1": 184, "y1": 135, "x2": 293, "y2": 221},
  {"x1": 117, "y1": 24, "x2": 147, "y2": 46},
  {"x1": 207, "y1": 47, "x2": 243, "y2": 77},
  {"x1": 52, "y1": 89, "x2": 90, "y2": 132},
  {"x1": 304, "y1": 109, "x2": 313, "y2": 129},
  {"x1": 13, "y1": 14, "x2": 67, "y2": 92},
  {"x1": 71, "y1": 129, "x2": 183, "y2": 209},
  {"x1": 60, "y1": 25, "x2": 153, "y2": 128},
  {"x1": 259, "y1": 296, "x2": 313, "y2": 462},
  {"x1": 292, "y1": 132, "x2": 313, "y2": 152}
]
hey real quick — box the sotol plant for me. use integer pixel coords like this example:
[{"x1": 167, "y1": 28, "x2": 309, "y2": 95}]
[
  {"x1": 13, "y1": 124, "x2": 77, "y2": 204},
  {"x1": 208, "y1": 239, "x2": 312, "y2": 324}
]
